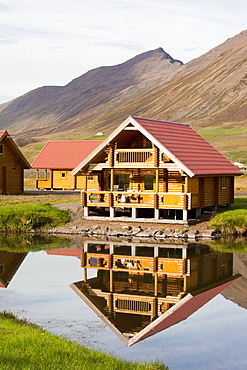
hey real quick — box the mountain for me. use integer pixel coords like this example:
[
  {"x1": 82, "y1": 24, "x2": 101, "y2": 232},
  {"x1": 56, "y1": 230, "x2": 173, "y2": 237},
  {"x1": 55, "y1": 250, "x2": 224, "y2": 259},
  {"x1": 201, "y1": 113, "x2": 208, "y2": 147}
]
[
  {"x1": 0, "y1": 30, "x2": 246, "y2": 163},
  {"x1": 0, "y1": 48, "x2": 182, "y2": 140}
]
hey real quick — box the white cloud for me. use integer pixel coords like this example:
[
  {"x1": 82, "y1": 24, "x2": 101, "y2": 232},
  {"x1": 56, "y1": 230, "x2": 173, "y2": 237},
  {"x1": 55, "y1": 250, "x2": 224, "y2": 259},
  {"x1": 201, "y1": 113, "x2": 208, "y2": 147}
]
[{"x1": 0, "y1": 0, "x2": 246, "y2": 103}]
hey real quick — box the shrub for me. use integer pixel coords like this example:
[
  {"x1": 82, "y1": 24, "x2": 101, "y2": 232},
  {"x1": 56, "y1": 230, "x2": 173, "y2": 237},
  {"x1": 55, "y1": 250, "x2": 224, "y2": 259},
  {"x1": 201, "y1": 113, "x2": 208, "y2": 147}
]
[{"x1": 0, "y1": 204, "x2": 69, "y2": 232}]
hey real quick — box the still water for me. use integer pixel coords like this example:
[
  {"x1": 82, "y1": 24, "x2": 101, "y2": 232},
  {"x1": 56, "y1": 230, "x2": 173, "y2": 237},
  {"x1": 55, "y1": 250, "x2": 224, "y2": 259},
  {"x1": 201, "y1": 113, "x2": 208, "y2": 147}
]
[{"x1": 1, "y1": 234, "x2": 247, "y2": 370}]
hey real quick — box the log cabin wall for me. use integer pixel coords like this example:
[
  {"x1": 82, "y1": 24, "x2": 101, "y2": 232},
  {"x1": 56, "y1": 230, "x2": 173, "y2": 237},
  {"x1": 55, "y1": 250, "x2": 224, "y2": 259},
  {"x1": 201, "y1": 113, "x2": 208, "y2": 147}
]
[
  {"x1": 0, "y1": 142, "x2": 24, "y2": 194},
  {"x1": 167, "y1": 171, "x2": 183, "y2": 192},
  {"x1": 52, "y1": 170, "x2": 75, "y2": 189}
]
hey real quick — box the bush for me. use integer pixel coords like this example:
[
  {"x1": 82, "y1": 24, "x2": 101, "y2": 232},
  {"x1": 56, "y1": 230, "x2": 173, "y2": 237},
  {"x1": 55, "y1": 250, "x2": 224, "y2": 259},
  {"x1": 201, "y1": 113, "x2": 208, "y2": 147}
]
[
  {"x1": 0, "y1": 204, "x2": 69, "y2": 232},
  {"x1": 209, "y1": 209, "x2": 247, "y2": 233}
]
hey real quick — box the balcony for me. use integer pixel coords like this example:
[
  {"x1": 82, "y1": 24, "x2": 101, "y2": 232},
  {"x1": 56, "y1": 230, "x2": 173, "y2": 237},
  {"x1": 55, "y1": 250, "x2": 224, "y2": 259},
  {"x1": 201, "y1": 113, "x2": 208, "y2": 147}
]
[
  {"x1": 82, "y1": 190, "x2": 193, "y2": 210},
  {"x1": 114, "y1": 149, "x2": 154, "y2": 168}
]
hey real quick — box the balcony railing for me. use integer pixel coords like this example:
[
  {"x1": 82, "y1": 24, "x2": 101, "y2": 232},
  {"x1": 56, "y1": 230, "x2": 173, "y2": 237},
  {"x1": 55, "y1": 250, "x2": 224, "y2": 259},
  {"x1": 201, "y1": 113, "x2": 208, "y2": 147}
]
[
  {"x1": 114, "y1": 149, "x2": 154, "y2": 167},
  {"x1": 81, "y1": 191, "x2": 193, "y2": 210}
]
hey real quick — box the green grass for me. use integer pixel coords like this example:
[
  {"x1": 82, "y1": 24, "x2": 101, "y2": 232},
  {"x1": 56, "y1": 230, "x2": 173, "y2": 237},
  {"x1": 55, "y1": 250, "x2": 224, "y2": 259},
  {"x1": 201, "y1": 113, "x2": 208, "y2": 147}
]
[
  {"x1": 198, "y1": 128, "x2": 247, "y2": 136},
  {"x1": 0, "y1": 193, "x2": 79, "y2": 207},
  {"x1": 34, "y1": 143, "x2": 45, "y2": 151},
  {"x1": 198, "y1": 128, "x2": 247, "y2": 164},
  {"x1": 0, "y1": 204, "x2": 69, "y2": 232},
  {"x1": 84, "y1": 135, "x2": 107, "y2": 140},
  {"x1": 208, "y1": 198, "x2": 247, "y2": 233},
  {"x1": 0, "y1": 312, "x2": 167, "y2": 370}
]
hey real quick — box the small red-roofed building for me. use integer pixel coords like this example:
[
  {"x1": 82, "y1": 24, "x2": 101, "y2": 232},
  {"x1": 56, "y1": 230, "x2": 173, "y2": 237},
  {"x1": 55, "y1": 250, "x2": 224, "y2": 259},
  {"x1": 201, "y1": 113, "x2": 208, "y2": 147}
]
[
  {"x1": 31, "y1": 140, "x2": 103, "y2": 190},
  {"x1": 0, "y1": 130, "x2": 30, "y2": 194},
  {"x1": 71, "y1": 116, "x2": 242, "y2": 222}
]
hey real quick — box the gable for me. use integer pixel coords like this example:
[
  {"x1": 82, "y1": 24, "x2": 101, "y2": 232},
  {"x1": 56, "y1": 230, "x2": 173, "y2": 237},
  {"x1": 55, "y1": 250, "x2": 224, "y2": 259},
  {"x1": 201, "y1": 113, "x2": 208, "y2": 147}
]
[{"x1": 0, "y1": 130, "x2": 30, "y2": 168}]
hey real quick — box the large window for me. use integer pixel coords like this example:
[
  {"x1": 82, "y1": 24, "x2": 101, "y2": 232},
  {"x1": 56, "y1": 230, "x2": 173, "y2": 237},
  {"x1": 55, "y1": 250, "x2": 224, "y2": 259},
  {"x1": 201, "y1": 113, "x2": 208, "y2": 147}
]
[
  {"x1": 114, "y1": 174, "x2": 130, "y2": 190},
  {"x1": 144, "y1": 174, "x2": 153, "y2": 190}
]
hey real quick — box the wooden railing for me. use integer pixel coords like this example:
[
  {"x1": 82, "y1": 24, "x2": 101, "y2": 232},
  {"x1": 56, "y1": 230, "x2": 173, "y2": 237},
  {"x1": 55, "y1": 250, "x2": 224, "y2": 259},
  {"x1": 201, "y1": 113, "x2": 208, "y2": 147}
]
[
  {"x1": 82, "y1": 191, "x2": 193, "y2": 209},
  {"x1": 36, "y1": 180, "x2": 51, "y2": 189},
  {"x1": 114, "y1": 149, "x2": 154, "y2": 167},
  {"x1": 115, "y1": 149, "x2": 154, "y2": 163}
]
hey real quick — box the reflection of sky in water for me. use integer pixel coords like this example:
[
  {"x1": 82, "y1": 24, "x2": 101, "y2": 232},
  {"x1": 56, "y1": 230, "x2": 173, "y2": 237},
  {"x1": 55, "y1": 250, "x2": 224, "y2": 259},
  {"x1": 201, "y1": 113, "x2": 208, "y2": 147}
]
[{"x1": 1, "y1": 250, "x2": 247, "y2": 370}]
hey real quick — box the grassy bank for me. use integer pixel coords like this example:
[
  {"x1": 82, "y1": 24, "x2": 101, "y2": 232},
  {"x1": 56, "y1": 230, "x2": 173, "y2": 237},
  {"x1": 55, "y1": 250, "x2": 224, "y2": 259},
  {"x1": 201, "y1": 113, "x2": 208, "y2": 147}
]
[
  {"x1": 0, "y1": 204, "x2": 69, "y2": 232},
  {"x1": 209, "y1": 197, "x2": 247, "y2": 233},
  {"x1": 0, "y1": 312, "x2": 166, "y2": 370}
]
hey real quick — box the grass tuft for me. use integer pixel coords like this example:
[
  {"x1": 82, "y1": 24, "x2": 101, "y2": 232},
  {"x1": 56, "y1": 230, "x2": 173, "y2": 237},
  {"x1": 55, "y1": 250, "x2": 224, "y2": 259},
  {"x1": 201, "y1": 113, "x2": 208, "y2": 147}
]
[
  {"x1": 0, "y1": 312, "x2": 168, "y2": 370},
  {"x1": 0, "y1": 204, "x2": 69, "y2": 232},
  {"x1": 208, "y1": 197, "x2": 247, "y2": 233}
]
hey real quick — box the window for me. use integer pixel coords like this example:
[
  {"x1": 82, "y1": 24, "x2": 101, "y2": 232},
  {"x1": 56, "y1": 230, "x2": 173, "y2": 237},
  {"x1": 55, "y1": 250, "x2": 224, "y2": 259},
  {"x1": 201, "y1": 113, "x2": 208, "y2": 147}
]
[
  {"x1": 61, "y1": 172, "x2": 66, "y2": 178},
  {"x1": 88, "y1": 175, "x2": 94, "y2": 181},
  {"x1": 0, "y1": 145, "x2": 3, "y2": 154},
  {"x1": 114, "y1": 174, "x2": 130, "y2": 190},
  {"x1": 144, "y1": 174, "x2": 153, "y2": 190},
  {"x1": 221, "y1": 177, "x2": 226, "y2": 189}
]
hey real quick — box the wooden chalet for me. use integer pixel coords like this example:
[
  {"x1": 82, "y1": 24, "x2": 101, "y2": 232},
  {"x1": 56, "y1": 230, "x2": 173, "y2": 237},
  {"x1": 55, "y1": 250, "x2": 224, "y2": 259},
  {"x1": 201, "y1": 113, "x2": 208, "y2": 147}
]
[
  {"x1": 71, "y1": 116, "x2": 242, "y2": 221},
  {"x1": 70, "y1": 240, "x2": 240, "y2": 346},
  {"x1": 31, "y1": 140, "x2": 102, "y2": 190},
  {"x1": 0, "y1": 130, "x2": 30, "y2": 194}
]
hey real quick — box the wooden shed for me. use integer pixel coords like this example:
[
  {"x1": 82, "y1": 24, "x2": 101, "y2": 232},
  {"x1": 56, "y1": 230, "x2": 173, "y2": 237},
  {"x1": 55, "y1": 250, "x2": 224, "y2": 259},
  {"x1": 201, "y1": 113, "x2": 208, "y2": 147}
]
[
  {"x1": 0, "y1": 130, "x2": 30, "y2": 195},
  {"x1": 31, "y1": 140, "x2": 103, "y2": 190},
  {"x1": 71, "y1": 116, "x2": 242, "y2": 221}
]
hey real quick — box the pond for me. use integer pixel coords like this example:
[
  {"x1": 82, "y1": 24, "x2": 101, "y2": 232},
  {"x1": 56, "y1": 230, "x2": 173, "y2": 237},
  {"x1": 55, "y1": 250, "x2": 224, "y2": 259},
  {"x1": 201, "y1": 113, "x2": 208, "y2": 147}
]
[{"x1": 0, "y1": 234, "x2": 247, "y2": 370}]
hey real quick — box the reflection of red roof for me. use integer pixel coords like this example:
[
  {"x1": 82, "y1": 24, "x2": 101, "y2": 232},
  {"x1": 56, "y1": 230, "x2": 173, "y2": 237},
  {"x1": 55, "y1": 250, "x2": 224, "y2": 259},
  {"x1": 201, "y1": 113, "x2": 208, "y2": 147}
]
[
  {"x1": 129, "y1": 275, "x2": 240, "y2": 346},
  {"x1": 31, "y1": 141, "x2": 103, "y2": 169},
  {"x1": 133, "y1": 117, "x2": 242, "y2": 176},
  {"x1": 46, "y1": 249, "x2": 82, "y2": 257}
]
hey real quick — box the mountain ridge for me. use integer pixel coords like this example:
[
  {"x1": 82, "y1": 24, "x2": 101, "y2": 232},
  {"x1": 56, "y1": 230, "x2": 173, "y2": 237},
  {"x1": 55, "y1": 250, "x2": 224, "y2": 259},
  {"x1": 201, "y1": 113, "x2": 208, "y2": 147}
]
[{"x1": 0, "y1": 31, "x2": 246, "y2": 163}]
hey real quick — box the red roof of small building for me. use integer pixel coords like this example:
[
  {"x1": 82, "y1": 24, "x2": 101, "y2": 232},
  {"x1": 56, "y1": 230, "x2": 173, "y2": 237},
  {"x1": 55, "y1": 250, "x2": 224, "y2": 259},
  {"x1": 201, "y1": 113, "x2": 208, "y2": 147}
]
[{"x1": 31, "y1": 140, "x2": 103, "y2": 169}]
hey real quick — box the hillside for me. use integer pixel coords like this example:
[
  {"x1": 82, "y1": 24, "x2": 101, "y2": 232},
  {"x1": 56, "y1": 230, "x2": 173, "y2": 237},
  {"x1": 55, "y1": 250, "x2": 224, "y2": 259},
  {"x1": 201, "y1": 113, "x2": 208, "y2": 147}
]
[
  {"x1": 0, "y1": 48, "x2": 182, "y2": 140},
  {"x1": 0, "y1": 30, "x2": 246, "y2": 163}
]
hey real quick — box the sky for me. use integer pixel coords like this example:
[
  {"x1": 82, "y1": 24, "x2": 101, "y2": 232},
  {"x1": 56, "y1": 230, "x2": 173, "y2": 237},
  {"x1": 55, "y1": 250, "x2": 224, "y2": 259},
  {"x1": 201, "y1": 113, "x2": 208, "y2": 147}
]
[{"x1": 0, "y1": 0, "x2": 246, "y2": 104}]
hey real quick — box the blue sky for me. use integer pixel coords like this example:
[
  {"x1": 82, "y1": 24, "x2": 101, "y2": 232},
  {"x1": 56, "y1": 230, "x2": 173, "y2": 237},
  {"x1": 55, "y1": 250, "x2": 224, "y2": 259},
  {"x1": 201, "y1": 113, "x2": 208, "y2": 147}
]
[{"x1": 0, "y1": 0, "x2": 246, "y2": 103}]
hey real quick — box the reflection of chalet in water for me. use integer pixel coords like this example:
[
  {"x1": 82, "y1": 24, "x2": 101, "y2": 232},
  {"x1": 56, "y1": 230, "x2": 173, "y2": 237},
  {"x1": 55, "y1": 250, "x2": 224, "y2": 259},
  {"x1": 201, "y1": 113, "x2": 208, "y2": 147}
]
[
  {"x1": 70, "y1": 241, "x2": 240, "y2": 346},
  {"x1": 0, "y1": 251, "x2": 27, "y2": 288},
  {"x1": 71, "y1": 116, "x2": 242, "y2": 222}
]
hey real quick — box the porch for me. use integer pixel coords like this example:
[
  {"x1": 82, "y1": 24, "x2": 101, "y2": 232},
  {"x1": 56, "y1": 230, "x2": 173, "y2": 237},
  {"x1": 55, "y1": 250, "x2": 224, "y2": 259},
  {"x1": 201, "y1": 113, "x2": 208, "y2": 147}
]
[{"x1": 80, "y1": 190, "x2": 198, "y2": 222}]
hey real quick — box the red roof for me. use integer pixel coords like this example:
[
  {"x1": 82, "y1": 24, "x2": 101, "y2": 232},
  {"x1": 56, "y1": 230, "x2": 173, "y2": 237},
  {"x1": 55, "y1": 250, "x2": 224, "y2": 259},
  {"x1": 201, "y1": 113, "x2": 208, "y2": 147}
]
[
  {"x1": 31, "y1": 140, "x2": 103, "y2": 169},
  {"x1": 129, "y1": 275, "x2": 240, "y2": 346},
  {"x1": 72, "y1": 116, "x2": 242, "y2": 177},
  {"x1": 133, "y1": 117, "x2": 242, "y2": 176},
  {"x1": 46, "y1": 249, "x2": 82, "y2": 257},
  {"x1": 0, "y1": 130, "x2": 6, "y2": 139}
]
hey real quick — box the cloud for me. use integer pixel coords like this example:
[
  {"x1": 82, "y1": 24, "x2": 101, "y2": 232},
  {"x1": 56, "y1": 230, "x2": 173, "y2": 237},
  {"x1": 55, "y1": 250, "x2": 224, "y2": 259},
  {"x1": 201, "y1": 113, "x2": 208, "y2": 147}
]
[{"x1": 97, "y1": 42, "x2": 144, "y2": 52}]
